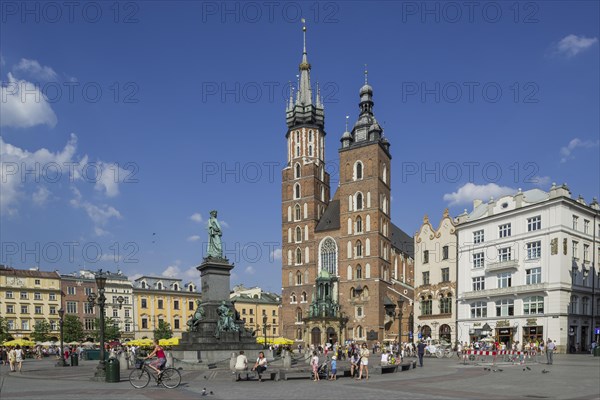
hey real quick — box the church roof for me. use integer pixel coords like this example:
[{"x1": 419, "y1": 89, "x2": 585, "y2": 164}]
[
  {"x1": 390, "y1": 223, "x2": 414, "y2": 258},
  {"x1": 315, "y1": 200, "x2": 340, "y2": 232}
]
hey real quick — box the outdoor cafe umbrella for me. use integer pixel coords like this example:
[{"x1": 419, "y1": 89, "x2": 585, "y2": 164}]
[
  {"x1": 272, "y1": 337, "x2": 294, "y2": 346},
  {"x1": 159, "y1": 337, "x2": 179, "y2": 346},
  {"x1": 3, "y1": 339, "x2": 36, "y2": 347}
]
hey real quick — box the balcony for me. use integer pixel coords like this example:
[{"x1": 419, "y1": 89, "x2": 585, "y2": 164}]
[
  {"x1": 486, "y1": 259, "x2": 519, "y2": 272},
  {"x1": 461, "y1": 283, "x2": 548, "y2": 300}
]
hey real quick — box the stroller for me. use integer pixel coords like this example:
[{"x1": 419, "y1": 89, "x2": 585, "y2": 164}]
[{"x1": 311, "y1": 360, "x2": 329, "y2": 380}]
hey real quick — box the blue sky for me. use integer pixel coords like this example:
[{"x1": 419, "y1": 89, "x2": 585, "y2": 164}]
[{"x1": 1, "y1": 1, "x2": 599, "y2": 293}]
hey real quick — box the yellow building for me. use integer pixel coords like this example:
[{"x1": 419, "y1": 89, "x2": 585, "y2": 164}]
[
  {"x1": 230, "y1": 285, "x2": 281, "y2": 341},
  {"x1": 132, "y1": 276, "x2": 201, "y2": 339},
  {"x1": 0, "y1": 266, "x2": 62, "y2": 340}
]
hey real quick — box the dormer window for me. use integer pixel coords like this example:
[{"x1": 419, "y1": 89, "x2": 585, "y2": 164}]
[
  {"x1": 173, "y1": 283, "x2": 179, "y2": 291},
  {"x1": 188, "y1": 284, "x2": 194, "y2": 292},
  {"x1": 156, "y1": 282, "x2": 163, "y2": 290},
  {"x1": 141, "y1": 281, "x2": 147, "y2": 289}
]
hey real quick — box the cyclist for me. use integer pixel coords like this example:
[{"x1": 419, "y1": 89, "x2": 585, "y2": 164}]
[{"x1": 145, "y1": 339, "x2": 167, "y2": 376}]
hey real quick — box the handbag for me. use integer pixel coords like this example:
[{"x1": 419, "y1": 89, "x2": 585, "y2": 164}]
[{"x1": 135, "y1": 359, "x2": 144, "y2": 369}]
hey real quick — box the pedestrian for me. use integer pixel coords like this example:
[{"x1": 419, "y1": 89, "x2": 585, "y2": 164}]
[
  {"x1": 349, "y1": 351, "x2": 360, "y2": 378},
  {"x1": 546, "y1": 338, "x2": 556, "y2": 365},
  {"x1": 234, "y1": 350, "x2": 248, "y2": 381},
  {"x1": 329, "y1": 355, "x2": 337, "y2": 380},
  {"x1": 417, "y1": 340, "x2": 426, "y2": 367},
  {"x1": 310, "y1": 351, "x2": 320, "y2": 381},
  {"x1": 251, "y1": 351, "x2": 268, "y2": 382},
  {"x1": 8, "y1": 347, "x2": 16, "y2": 372},
  {"x1": 14, "y1": 345, "x2": 23, "y2": 372},
  {"x1": 356, "y1": 343, "x2": 370, "y2": 380}
]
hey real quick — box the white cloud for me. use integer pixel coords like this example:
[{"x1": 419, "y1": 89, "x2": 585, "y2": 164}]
[
  {"x1": 220, "y1": 220, "x2": 229, "y2": 228},
  {"x1": 443, "y1": 183, "x2": 515, "y2": 206},
  {"x1": 560, "y1": 138, "x2": 599, "y2": 163},
  {"x1": 13, "y1": 58, "x2": 57, "y2": 81},
  {"x1": 190, "y1": 213, "x2": 203, "y2": 223},
  {"x1": 1, "y1": 134, "x2": 78, "y2": 215},
  {"x1": 32, "y1": 186, "x2": 51, "y2": 206},
  {"x1": 531, "y1": 176, "x2": 551, "y2": 187},
  {"x1": 1, "y1": 134, "x2": 127, "y2": 219},
  {"x1": 70, "y1": 187, "x2": 122, "y2": 234},
  {"x1": 94, "y1": 227, "x2": 109, "y2": 236},
  {"x1": 187, "y1": 235, "x2": 201, "y2": 242},
  {"x1": 244, "y1": 266, "x2": 255, "y2": 275},
  {"x1": 1, "y1": 72, "x2": 58, "y2": 128},
  {"x1": 555, "y1": 34, "x2": 598, "y2": 57},
  {"x1": 270, "y1": 248, "x2": 282, "y2": 261},
  {"x1": 162, "y1": 265, "x2": 181, "y2": 278},
  {"x1": 94, "y1": 161, "x2": 128, "y2": 197}
]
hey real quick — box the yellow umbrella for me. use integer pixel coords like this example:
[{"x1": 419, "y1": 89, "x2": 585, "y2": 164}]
[
  {"x1": 159, "y1": 337, "x2": 179, "y2": 346},
  {"x1": 272, "y1": 337, "x2": 294, "y2": 346},
  {"x1": 3, "y1": 339, "x2": 36, "y2": 347},
  {"x1": 130, "y1": 338, "x2": 154, "y2": 347}
]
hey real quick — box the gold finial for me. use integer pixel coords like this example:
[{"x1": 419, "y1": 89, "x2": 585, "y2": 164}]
[{"x1": 364, "y1": 64, "x2": 368, "y2": 84}]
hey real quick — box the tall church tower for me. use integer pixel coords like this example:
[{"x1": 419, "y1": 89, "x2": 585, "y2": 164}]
[
  {"x1": 281, "y1": 25, "x2": 331, "y2": 341},
  {"x1": 337, "y1": 71, "x2": 394, "y2": 343}
]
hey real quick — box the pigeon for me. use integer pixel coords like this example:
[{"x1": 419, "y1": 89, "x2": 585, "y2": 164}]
[
  {"x1": 498, "y1": 369, "x2": 503, "y2": 372},
  {"x1": 204, "y1": 375, "x2": 208, "y2": 379},
  {"x1": 542, "y1": 369, "x2": 550, "y2": 374},
  {"x1": 526, "y1": 366, "x2": 531, "y2": 371},
  {"x1": 210, "y1": 392, "x2": 214, "y2": 395},
  {"x1": 202, "y1": 388, "x2": 208, "y2": 396}
]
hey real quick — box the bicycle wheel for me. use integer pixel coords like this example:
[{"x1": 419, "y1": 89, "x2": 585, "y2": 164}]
[
  {"x1": 445, "y1": 349, "x2": 453, "y2": 358},
  {"x1": 435, "y1": 349, "x2": 444, "y2": 358},
  {"x1": 129, "y1": 368, "x2": 151, "y2": 389},
  {"x1": 160, "y1": 368, "x2": 181, "y2": 389}
]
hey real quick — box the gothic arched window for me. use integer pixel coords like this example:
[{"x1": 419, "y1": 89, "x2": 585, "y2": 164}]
[
  {"x1": 294, "y1": 183, "x2": 301, "y2": 199},
  {"x1": 295, "y1": 204, "x2": 301, "y2": 221},
  {"x1": 295, "y1": 163, "x2": 301, "y2": 179},
  {"x1": 356, "y1": 192, "x2": 363, "y2": 210},
  {"x1": 355, "y1": 161, "x2": 363, "y2": 180},
  {"x1": 296, "y1": 248, "x2": 302, "y2": 265},
  {"x1": 319, "y1": 237, "x2": 338, "y2": 275}
]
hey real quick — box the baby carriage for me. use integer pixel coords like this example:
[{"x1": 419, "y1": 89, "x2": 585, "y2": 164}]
[{"x1": 311, "y1": 360, "x2": 329, "y2": 380}]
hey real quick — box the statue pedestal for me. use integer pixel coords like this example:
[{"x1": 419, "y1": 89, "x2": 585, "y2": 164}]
[{"x1": 171, "y1": 258, "x2": 262, "y2": 368}]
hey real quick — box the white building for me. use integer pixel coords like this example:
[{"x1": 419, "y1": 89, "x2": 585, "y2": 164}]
[
  {"x1": 455, "y1": 184, "x2": 599, "y2": 353},
  {"x1": 104, "y1": 270, "x2": 135, "y2": 340},
  {"x1": 414, "y1": 209, "x2": 457, "y2": 343}
]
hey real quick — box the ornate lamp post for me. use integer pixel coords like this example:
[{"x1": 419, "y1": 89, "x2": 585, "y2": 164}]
[
  {"x1": 408, "y1": 312, "x2": 414, "y2": 343},
  {"x1": 339, "y1": 312, "x2": 348, "y2": 346},
  {"x1": 262, "y1": 315, "x2": 269, "y2": 350},
  {"x1": 397, "y1": 299, "x2": 404, "y2": 344},
  {"x1": 88, "y1": 270, "x2": 107, "y2": 380},
  {"x1": 56, "y1": 308, "x2": 67, "y2": 367}
]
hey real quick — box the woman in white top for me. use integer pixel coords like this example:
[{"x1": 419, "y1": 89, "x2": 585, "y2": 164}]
[
  {"x1": 252, "y1": 351, "x2": 268, "y2": 382},
  {"x1": 356, "y1": 343, "x2": 370, "y2": 380},
  {"x1": 14, "y1": 345, "x2": 24, "y2": 372}
]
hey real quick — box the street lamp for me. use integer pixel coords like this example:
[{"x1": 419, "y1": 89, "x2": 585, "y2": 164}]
[
  {"x1": 55, "y1": 308, "x2": 67, "y2": 367},
  {"x1": 397, "y1": 299, "x2": 404, "y2": 344},
  {"x1": 88, "y1": 270, "x2": 107, "y2": 380},
  {"x1": 262, "y1": 315, "x2": 268, "y2": 350}
]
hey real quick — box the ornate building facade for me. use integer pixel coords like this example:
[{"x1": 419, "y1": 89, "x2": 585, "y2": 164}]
[
  {"x1": 414, "y1": 210, "x2": 457, "y2": 343},
  {"x1": 280, "y1": 27, "x2": 415, "y2": 347}
]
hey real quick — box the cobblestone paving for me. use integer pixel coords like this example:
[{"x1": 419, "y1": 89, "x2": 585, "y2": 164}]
[{"x1": 0, "y1": 353, "x2": 598, "y2": 400}]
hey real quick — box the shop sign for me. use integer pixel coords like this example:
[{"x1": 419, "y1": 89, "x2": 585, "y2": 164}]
[
  {"x1": 526, "y1": 318, "x2": 537, "y2": 326},
  {"x1": 496, "y1": 320, "x2": 510, "y2": 328}
]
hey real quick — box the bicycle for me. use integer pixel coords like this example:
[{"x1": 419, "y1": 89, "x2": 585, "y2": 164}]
[{"x1": 129, "y1": 358, "x2": 181, "y2": 389}]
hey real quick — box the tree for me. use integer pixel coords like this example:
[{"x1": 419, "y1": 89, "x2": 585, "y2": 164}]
[
  {"x1": 63, "y1": 315, "x2": 85, "y2": 342},
  {"x1": 154, "y1": 320, "x2": 173, "y2": 340},
  {"x1": 0, "y1": 317, "x2": 11, "y2": 343},
  {"x1": 32, "y1": 320, "x2": 52, "y2": 342},
  {"x1": 92, "y1": 317, "x2": 121, "y2": 342}
]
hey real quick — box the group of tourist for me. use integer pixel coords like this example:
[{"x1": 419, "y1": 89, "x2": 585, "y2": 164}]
[{"x1": 0, "y1": 345, "x2": 25, "y2": 372}]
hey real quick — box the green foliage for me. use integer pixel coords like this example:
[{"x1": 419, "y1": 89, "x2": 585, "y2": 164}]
[
  {"x1": 153, "y1": 320, "x2": 173, "y2": 340},
  {"x1": 0, "y1": 317, "x2": 11, "y2": 343},
  {"x1": 91, "y1": 317, "x2": 121, "y2": 341},
  {"x1": 63, "y1": 315, "x2": 85, "y2": 342},
  {"x1": 32, "y1": 320, "x2": 52, "y2": 342}
]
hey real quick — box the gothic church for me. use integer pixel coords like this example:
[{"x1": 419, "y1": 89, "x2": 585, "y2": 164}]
[{"x1": 280, "y1": 26, "x2": 415, "y2": 347}]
